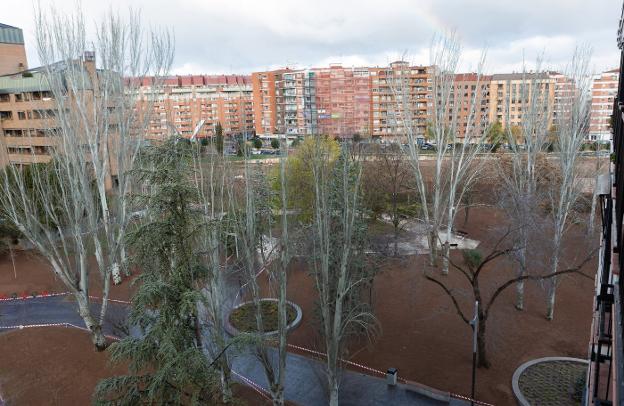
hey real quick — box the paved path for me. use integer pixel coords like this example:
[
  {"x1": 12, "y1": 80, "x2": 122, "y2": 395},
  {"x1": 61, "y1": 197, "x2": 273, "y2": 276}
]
[{"x1": 0, "y1": 296, "x2": 470, "y2": 405}]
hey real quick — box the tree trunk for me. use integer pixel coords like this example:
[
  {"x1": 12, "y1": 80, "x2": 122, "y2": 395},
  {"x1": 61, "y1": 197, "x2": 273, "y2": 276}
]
[
  {"x1": 515, "y1": 246, "x2": 526, "y2": 311},
  {"x1": 477, "y1": 317, "x2": 489, "y2": 368},
  {"x1": 546, "y1": 276, "x2": 557, "y2": 321},
  {"x1": 546, "y1": 244, "x2": 560, "y2": 320},
  {"x1": 428, "y1": 229, "x2": 438, "y2": 266},
  {"x1": 328, "y1": 378, "x2": 339, "y2": 406},
  {"x1": 442, "y1": 240, "x2": 450, "y2": 275},
  {"x1": 111, "y1": 262, "x2": 121, "y2": 285},
  {"x1": 76, "y1": 293, "x2": 107, "y2": 350},
  {"x1": 393, "y1": 222, "x2": 399, "y2": 257},
  {"x1": 588, "y1": 187, "x2": 598, "y2": 235},
  {"x1": 271, "y1": 386, "x2": 284, "y2": 406}
]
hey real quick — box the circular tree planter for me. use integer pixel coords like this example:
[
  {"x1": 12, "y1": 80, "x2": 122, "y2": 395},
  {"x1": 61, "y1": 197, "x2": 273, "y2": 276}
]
[
  {"x1": 225, "y1": 298, "x2": 302, "y2": 337},
  {"x1": 512, "y1": 357, "x2": 588, "y2": 406}
]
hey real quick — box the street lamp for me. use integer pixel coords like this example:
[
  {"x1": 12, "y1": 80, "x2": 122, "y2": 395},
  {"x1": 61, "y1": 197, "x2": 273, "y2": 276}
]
[{"x1": 469, "y1": 300, "x2": 479, "y2": 406}]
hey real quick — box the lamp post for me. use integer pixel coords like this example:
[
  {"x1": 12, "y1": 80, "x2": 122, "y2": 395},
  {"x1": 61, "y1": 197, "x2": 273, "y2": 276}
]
[{"x1": 469, "y1": 300, "x2": 479, "y2": 405}]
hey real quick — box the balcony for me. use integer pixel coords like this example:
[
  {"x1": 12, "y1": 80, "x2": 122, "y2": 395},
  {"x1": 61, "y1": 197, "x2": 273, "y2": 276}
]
[{"x1": 588, "y1": 22, "x2": 624, "y2": 402}]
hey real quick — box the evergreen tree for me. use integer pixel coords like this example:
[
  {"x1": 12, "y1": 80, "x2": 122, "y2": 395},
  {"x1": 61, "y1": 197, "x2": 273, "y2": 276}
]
[
  {"x1": 94, "y1": 138, "x2": 219, "y2": 405},
  {"x1": 215, "y1": 122, "x2": 224, "y2": 154}
]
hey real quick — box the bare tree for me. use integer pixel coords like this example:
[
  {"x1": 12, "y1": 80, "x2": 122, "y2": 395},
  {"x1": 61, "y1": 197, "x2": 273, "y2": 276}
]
[
  {"x1": 309, "y1": 143, "x2": 379, "y2": 406},
  {"x1": 363, "y1": 143, "x2": 416, "y2": 256},
  {"x1": 496, "y1": 58, "x2": 552, "y2": 311},
  {"x1": 191, "y1": 140, "x2": 235, "y2": 400},
  {"x1": 0, "y1": 7, "x2": 173, "y2": 349},
  {"x1": 427, "y1": 228, "x2": 596, "y2": 368},
  {"x1": 229, "y1": 143, "x2": 291, "y2": 406},
  {"x1": 545, "y1": 47, "x2": 593, "y2": 320},
  {"x1": 395, "y1": 33, "x2": 490, "y2": 272}
]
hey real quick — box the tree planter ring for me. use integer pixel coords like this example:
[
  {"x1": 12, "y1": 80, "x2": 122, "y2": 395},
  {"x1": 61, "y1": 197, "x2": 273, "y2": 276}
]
[
  {"x1": 225, "y1": 298, "x2": 302, "y2": 337},
  {"x1": 512, "y1": 357, "x2": 588, "y2": 406}
]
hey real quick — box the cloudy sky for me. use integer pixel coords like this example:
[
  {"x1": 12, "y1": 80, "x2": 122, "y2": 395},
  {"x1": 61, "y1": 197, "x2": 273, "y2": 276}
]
[{"x1": 6, "y1": 0, "x2": 623, "y2": 75}]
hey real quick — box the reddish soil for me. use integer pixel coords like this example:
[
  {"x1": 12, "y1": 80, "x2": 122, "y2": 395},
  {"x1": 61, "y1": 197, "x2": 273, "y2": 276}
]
[
  {"x1": 0, "y1": 251, "x2": 136, "y2": 301},
  {"x1": 0, "y1": 206, "x2": 596, "y2": 405},
  {"x1": 0, "y1": 327, "x2": 274, "y2": 405},
  {"x1": 274, "y1": 207, "x2": 597, "y2": 405}
]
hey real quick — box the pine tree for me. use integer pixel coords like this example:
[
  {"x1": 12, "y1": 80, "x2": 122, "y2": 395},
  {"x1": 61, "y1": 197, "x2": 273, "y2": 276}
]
[
  {"x1": 94, "y1": 138, "x2": 219, "y2": 405},
  {"x1": 215, "y1": 122, "x2": 224, "y2": 154}
]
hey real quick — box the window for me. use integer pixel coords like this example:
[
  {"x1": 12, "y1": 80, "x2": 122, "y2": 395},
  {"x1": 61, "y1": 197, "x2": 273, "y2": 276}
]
[{"x1": 17, "y1": 111, "x2": 26, "y2": 120}]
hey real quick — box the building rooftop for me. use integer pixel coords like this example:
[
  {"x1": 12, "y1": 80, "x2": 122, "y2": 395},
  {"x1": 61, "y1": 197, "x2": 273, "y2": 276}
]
[
  {"x1": 491, "y1": 72, "x2": 551, "y2": 80},
  {"x1": 0, "y1": 70, "x2": 50, "y2": 94},
  {"x1": 0, "y1": 23, "x2": 24, "y2": 45}
]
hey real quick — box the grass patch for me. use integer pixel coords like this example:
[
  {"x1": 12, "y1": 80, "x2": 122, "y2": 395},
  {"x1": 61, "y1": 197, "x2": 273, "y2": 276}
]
[{"x1": 229, "y1": 300, "x2": 296, "y2": 333}]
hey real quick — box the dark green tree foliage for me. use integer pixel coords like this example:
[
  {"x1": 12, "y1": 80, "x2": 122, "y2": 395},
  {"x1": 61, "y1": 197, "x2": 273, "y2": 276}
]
[
  {"x1": 215, "y1": 122, "x2": 224, "y2": 154},
  {"x1": 252, "y1": 137, "x2": 263, "y2": 150},
  {"x1": 271, "y1": 138, "x2": 280, "y2": 149},
  {"x1": 94, "y1": 138, "x2": 217, "y2": 405}
]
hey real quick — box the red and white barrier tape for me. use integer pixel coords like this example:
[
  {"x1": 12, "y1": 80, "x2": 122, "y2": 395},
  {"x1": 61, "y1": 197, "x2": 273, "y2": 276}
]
[
  {"x1": 231, "y1": 370, "x2": 271, "y2": 400},
  {"x1": 287, "y1": 343, "x2": 407, "y2": 383},
  {"x1": 288, "y1": 343, "x2": 495, "y2": 405},
  {"x1": 449, "y1": 392, "x2": 495, "y2": 406},
  {"x1": 0, "y1": 323, "x2": 122, "y2": 343},
  {"x1": 0, "y1": 292, "x2": 70, "y2": 302},
  {"x1": 0, "y1": 292, "x2": 131, "y2": 305}
]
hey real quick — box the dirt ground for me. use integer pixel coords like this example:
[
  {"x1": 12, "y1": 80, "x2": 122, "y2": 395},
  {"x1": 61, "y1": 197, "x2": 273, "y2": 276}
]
[
  {"x1": 0, "y1": 206, "x2": 596, "y2": 405},
  {"x1": 277, "y1": 207, "x2": 597, "y2": 405},
  {"x1": 0, "y1": 327, "x2": 274, "y2": 405},
  {"x1": 0, "y1": 251, "x2": 136, "y2": 301}
]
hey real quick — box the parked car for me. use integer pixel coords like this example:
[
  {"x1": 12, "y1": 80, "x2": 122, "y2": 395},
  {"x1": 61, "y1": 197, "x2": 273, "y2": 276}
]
[{"x1": 421, "y1": 143, "x2": 436, "y2": 151}]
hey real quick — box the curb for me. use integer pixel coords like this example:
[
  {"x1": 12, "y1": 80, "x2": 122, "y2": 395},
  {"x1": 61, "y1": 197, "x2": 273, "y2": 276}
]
[
  {"x1": 224, "y1": 298, "x2": 302, "y2": 337},
  {"x1": 511, "y1": 356, "x2": 589, "y2": 406}
]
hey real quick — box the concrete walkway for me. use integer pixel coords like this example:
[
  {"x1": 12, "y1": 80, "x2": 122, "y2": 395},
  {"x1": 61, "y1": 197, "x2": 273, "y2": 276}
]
[{"x1": 0, "y1": 296, "x2": 471, "y2": 405}]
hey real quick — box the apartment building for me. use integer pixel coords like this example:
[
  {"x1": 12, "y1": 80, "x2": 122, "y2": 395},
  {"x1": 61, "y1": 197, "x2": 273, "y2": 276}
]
[
  {"x1": 589, "y1": 68, "x2": 619, "y2": 142},
  {"x1": 448, "y1": 73, "x2": 491, "y2": 139},
  {"x1": 137, "y1": 74, "x2": 254, "y2": 140},
  {"x1": 488, "y1": 72, "x2": 556, "y2": 131},
  {"x1": 0, "y1": 23, "x2": 28, "y2": 76},
  {"x1": 0, "y1": 54, "x2": 103, "y2": 168},
  {"x1": 313, "y1": 65, "x2": 370, "y2": 139},
  {"x1": 370, "y1": 61, "x2": 432, "y2": 140},
  {"x1": 252, "y1": 68, "x2": 317, "y2": 137},
  {"x1": 252, "y1": 62, "x2": 431, "y2": 141}
]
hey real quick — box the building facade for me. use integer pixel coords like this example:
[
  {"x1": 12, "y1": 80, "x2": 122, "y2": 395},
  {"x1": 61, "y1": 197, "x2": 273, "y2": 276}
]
[
  {"x1": 589, "y1": 69, "x2": 619, "y2": 142},
  {"x1": 313, "y1": 65, "x2": 370, "y2": 139},
  {"x1": 448, "y1": 73, "x2": 491, "y2": 139},
  {"x1": 369, "y1": 62, "x2": 432, "y2": 140},
  {"x1": 0, "y1": 23, "x2": 28, "y2": 76},
  {"x1": 137, "y1": 74, "x2": 254, "y2": 140},
  {"x1": 488, "y1": 72, "x2": 556, "y2": 131}
]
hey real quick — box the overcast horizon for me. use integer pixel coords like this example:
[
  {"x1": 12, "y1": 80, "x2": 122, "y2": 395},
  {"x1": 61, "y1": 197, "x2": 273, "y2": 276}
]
[{"x1": 6, "y1": 0, "x2": 623, "y2": 76}]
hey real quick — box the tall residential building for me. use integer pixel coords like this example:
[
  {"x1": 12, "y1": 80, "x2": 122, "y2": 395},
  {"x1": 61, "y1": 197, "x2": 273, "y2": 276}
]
[
  {"x1": 137, "y1": 75, "x2": 254, "y2": 140},
  {"x1": 0, "y1": 23, "x2": 28, "y2": 76},
  {"x1": 589, "y1": 68, "x2": 619, "y2": 142},
  {"x1": 449, "y1": 73, "x2": 491, "y2": 139},
  {"x1": 488, "y1": 72, "x2": 556, "y2": 130},
  {"x1": 252, "y1": 69, "x2": 316, "y2": 137},
  {"x1": 313, "y1": 65, "x2": 371, "y2": 139},
  {"x1": 370, "y1": 62, "x2": 432, "y2": 139}
]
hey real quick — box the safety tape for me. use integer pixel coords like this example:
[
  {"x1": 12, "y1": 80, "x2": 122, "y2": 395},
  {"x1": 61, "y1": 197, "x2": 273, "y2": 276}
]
[
  {"x1": 0, "y1": 292, "x2": 70, "y2": 302},
  {"x1": 0, "y1": 306, "x2": 494, "y2": 405},
  {"x1": 287, "y1": 343, "x2": 494, "y2": 405},
  {"x1": 0, "y1": 292, "x2": 131, "y2": 305},
  {"x1": 450, "y1": 392, "x2": 495, "y2": 406},
  {"x1": 287, "y1": 343, "x2": 408, "y2": 383},
  {"x1": 231, "y1": 370, "x2": 271, "y2": 400}
]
